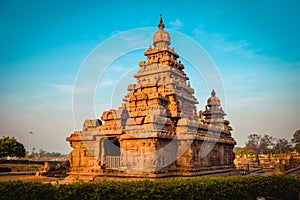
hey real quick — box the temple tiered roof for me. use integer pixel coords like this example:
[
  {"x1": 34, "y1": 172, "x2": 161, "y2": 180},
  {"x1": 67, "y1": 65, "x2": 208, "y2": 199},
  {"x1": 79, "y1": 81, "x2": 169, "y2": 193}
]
[{"x1": 65, "y1": 15, "x2": 236, "y2": 182}]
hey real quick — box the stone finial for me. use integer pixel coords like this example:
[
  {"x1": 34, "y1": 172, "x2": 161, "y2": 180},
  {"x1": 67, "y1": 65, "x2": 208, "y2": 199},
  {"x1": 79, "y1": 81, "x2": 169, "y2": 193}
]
[
  {"x1": 158, "y1": 14, "x2": 165, "y2": 30},
  {"x1": 211, "y1": 89, "x2": 216, "y2": 97},
  {"x1": 152, "y1": 14, "x2": 170, "y2": 49}
]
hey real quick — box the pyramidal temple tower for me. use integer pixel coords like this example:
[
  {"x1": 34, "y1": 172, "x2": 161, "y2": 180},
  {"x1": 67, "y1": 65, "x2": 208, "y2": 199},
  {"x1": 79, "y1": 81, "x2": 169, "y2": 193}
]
[{"x1": 65, "y1": 15, "x2": 236, "y2": 182}]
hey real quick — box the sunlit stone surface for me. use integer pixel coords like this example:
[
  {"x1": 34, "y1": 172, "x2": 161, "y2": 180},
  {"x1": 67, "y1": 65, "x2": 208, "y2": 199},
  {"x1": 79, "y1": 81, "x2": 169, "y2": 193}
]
[{"x1": 65, "y1": 15, "x2": 236, "y2": 182}]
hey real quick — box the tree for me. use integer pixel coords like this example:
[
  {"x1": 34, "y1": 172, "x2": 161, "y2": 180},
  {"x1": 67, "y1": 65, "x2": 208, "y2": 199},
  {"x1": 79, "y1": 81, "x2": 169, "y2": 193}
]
[
  {"x1": 0, "y1": 136, "x2": 26, "y2": 158},
  {"x1": 233, "y1": 146, "x2": 255, "y2": 157},
  {"x1": 291, "y1": 129, "x2": 300, "y2": 153},
  {"x1": 245, "y1": 134, "x2": 275, "y2": 164},
  {"x1": 273, "y1": 138, "x2": 293, "y2": 154},
  {"x1": 245, "y1": 134, "x2": 275, "y2": 154},
  {"x1": 245, "y1": 134, "x2": 261, "y2": 154},
  {"x1": 245, "y1": 134, "x2": 261, "y2": 164},
  {"x1": 259, "y1": 134, "x2": 275, "y2": 154},
  {"x1": 37, "y1": 148, "x2": 63, "y2": 157},
  {"x1": 39, "y1": 148, "x2": 47, "y2": 156}
]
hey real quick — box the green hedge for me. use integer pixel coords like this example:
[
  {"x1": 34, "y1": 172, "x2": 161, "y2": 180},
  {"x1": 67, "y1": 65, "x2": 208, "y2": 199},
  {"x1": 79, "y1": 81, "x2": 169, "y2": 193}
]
[{"x1": 0, "y1": 175, "x2": 299, "y2": 200}]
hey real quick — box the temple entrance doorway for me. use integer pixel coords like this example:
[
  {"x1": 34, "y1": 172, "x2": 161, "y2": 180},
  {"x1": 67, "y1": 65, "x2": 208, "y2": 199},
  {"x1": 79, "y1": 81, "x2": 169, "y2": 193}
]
[{"x1": 104, "y1": 137, "x2": 121, "y2": 169}]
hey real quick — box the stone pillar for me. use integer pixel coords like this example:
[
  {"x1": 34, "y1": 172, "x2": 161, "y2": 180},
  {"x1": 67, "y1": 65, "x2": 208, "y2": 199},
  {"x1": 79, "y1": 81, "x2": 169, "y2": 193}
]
[
  {"x1": 99, "y1": 138, "x2": 105, "y2": 165},
  {"x1": 220, "y1": 146, "x2": 224, "y2": 165}
]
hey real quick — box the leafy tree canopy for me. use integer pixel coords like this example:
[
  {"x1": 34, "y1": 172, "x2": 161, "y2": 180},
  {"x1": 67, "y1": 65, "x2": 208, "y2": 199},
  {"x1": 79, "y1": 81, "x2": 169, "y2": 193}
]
[
  {"x1": 233, "y1": 147, "x2": 255, "y2": 156},
  {"x1": 292, "y1": 129, "x2": 300, "y2": 143},
  {"x1": 0, "y1": 136, "x2": 26, "y2": 158},
  {"x1": 273, "y1": 138, "x2": 293, "y2": 154},
  {"x1": 245, "y1": 134, "x2": 275, "y2": 154},
  {"x1": 292, "y1": 129, "x2": 300, "y2": 153}
]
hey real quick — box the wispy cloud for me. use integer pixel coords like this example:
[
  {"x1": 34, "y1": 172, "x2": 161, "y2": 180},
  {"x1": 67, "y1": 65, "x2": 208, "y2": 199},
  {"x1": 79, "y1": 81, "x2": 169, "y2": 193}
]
[
  {"x1": 51, "y1": 83, "x2": 73, "y2": 94},
  {"x1": 98, "y1": 78, "x2": 115, "y2": 88},
  {"x1": 192, "y1": 26, "x2": 258, "y2": 58},
  {"x1": 169, "y1": 19, "x2": 184, "y2": 30},
  {"x1": 111, "y1": 65, "x2": 129, "y2": 72}
]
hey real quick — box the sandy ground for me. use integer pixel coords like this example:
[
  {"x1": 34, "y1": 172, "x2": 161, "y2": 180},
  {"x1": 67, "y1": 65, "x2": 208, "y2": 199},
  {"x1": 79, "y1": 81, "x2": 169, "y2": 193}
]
[
  {"x1": 0, "y1": 175, "x2": 64, "y2": 183},
  {"x1": 1, "y1": 167, "x2": 299, "y2": 183}
]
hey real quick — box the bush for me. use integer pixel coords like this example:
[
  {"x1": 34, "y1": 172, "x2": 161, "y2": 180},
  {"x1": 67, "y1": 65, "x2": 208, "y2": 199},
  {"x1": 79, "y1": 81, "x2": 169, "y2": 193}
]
[
  {"x1": 0, "y1": 181, "x2": 57, "y2": 200},
  {"x1": 0, "y1": 136, "x2": 26, "y2": 158},
  {"x1": 0, "y1": 175, "x2": 299, "y2": 200}
]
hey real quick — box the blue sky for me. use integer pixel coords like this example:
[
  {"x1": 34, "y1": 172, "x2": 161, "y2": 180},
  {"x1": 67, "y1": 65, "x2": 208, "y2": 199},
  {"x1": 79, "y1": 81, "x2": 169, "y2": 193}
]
[{"x1": 0, "y1": 0, "x2": 299, "y2": 153}]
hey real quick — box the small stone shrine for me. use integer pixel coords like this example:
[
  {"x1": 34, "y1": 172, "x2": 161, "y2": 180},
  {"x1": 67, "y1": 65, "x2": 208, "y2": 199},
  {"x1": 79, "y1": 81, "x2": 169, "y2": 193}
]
[{"x1": 65, "y1": 15, "x2": 236, "y2": 182}]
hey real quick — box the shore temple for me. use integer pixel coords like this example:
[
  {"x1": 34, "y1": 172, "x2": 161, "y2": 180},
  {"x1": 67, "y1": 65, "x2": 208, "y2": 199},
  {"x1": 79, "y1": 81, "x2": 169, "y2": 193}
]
[{"x1": 65, "y1": 15, "x2": 236, "y2": 182}]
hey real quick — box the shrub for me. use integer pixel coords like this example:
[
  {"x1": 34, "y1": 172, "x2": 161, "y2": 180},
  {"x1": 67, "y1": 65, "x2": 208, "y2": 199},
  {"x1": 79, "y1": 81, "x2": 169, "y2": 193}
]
[
  {"x1": 0, "y1": 181, "x2": 57, "y2": 200},
  {"x1": 0, "y1": 175, "x2": 299, "y2": 200}
]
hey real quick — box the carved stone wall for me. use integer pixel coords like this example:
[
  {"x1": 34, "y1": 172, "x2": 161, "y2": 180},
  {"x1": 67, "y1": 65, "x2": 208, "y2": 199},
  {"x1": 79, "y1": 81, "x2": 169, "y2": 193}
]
[{"x1": 65, "y1": 15, "x2": 236, "y2": 182}]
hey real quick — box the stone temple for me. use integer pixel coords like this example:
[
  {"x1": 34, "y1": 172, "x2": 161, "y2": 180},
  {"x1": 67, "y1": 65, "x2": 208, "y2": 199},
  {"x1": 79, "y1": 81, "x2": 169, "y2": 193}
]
[{"x1": 65, "y1": 15, "x2": 236, "y2": 182}]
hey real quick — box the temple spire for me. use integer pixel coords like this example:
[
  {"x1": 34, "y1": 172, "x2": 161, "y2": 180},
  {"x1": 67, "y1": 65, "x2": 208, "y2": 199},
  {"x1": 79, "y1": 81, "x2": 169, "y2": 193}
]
[
  {"x1": 211, "y1": 89, "x2": 216, "y2": 97},
  {"x1": 158, "y1": 14, "x2": 165, "y2": 30},
  {"x1": 152, "y1": 14, "x2": 170, "y2": 49}
]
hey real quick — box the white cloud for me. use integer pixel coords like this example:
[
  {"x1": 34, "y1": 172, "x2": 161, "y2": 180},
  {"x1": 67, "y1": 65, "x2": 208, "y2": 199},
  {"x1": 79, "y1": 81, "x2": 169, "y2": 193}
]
[
  {"x1": 169, "y1": 19, "x2": 183, "y2": 30},
  {"x1": 98, "y1": 78, "x2": 115, "y2": 88},
  {"x1": 192, "y1": 26, "x2": 258, "y2": 57},
  {"x1": 190, "y1": 26, "x2": 300, "y2": 147},
  {"x1": 51, "y1": 83, "x2": 73, "y2": 94},
  {"x1": 111, "y1": 65, "x2": 129, "y2": 72}
]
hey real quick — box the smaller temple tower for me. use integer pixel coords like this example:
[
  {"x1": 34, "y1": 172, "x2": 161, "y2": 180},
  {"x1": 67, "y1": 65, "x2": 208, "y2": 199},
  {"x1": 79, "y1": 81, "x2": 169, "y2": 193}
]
[{"x1": 201, "y1": 89, "x2": 233, "y2": 136}]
